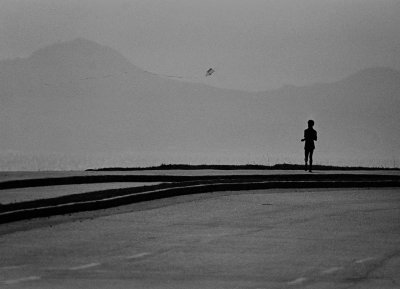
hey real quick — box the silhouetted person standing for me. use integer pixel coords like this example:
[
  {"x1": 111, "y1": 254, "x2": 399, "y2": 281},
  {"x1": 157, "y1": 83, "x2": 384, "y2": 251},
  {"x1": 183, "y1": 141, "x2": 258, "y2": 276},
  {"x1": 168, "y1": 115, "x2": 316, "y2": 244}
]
[{"x1": 301, "y1": 120, "x2": 317, "y2": 172}]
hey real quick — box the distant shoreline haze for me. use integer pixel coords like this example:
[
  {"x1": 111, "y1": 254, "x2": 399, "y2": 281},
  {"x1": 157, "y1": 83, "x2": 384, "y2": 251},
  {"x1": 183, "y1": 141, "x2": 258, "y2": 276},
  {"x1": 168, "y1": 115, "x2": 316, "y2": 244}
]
[{"x1": 1, "y1": 39, "x2": 399, "y2": 171}]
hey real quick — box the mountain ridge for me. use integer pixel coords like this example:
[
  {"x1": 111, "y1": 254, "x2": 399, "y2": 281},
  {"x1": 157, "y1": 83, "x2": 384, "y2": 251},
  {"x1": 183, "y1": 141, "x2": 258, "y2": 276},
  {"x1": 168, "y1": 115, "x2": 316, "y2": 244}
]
[{"x1": 4, "y1": 38, "x2": 399, "y2": 95}]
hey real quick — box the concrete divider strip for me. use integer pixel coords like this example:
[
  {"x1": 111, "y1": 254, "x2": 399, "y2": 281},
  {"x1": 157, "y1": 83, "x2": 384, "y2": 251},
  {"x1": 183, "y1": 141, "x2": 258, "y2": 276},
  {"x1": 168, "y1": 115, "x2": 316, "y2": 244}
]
[{"x1": 1, "y1": 180, "x2": 399, "y2": 224}]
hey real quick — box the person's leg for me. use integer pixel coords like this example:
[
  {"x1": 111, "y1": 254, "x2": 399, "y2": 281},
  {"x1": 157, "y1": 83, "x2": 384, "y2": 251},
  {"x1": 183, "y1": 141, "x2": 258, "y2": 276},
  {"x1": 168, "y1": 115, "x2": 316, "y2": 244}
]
[
  {"x1": 304, "y1": 150, "x2": 309, "y2": 171},
  {"x1": 309, "y1": 149, "x2": 314, "y2": 172}
]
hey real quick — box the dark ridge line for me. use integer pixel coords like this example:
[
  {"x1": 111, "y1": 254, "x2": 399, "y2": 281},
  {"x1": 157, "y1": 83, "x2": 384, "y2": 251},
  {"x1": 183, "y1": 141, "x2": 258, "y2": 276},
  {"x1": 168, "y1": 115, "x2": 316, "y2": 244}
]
[
  {"x1": 1, "y1": 180, "x2": 400, "y2": 224},
  {"x1": 2, "y1": 174, "x2": 400, "y2": 190},
  {"x1": 86, "y1": 164, "x2": 400, "y2": 171},
  {"x1": 1, "y1": 181, "x2": 199, "y2": 212}
]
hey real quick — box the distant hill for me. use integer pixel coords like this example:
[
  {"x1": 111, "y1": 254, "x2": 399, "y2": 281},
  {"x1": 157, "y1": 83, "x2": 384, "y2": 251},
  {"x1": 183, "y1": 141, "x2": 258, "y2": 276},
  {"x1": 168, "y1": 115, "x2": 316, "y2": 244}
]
[{"x1": 1, "y1": 39, "x2": 399, "y2": 169}]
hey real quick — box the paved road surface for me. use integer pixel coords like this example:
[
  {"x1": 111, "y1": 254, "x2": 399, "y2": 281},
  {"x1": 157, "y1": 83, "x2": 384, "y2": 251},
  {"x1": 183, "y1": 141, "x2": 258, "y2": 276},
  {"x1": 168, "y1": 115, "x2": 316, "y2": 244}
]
[{"x1": 1, "y1": 187, "x2": 399, "y2": 288}]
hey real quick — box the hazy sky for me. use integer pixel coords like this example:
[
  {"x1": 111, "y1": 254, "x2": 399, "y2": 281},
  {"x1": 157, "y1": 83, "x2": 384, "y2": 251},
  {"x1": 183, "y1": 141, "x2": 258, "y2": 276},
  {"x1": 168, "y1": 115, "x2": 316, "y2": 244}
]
[{"x1": 1, "y1": 0, "x2": 400, "y2": 91}]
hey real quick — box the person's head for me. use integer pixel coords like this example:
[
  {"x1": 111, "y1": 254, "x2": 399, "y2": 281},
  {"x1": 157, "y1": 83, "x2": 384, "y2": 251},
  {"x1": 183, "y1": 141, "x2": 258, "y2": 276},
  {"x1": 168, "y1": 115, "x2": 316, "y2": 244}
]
[{"x1": 308, "y1": 120, "x2": 314, "y2": 128}]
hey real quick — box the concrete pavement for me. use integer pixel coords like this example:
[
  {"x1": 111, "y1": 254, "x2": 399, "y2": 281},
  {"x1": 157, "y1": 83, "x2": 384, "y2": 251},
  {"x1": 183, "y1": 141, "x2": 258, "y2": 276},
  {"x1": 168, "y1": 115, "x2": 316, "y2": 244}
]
[{"x1": 0, "y1": 187, "x2": 399, "y2": 288}]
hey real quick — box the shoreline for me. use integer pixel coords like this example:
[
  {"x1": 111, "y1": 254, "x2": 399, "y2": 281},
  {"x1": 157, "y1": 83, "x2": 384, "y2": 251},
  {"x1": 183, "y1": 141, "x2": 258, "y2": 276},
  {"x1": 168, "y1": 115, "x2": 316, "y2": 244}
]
[{"x1": 86, "y1": 163, "x2": 400, "y2": 171}]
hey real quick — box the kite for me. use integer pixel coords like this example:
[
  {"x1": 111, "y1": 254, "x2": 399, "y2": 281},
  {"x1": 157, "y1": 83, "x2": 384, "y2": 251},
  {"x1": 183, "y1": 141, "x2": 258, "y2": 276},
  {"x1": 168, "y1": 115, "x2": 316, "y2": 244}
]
[{"x1": 205, "y1": 68, "x2": 215, "y2": 77}]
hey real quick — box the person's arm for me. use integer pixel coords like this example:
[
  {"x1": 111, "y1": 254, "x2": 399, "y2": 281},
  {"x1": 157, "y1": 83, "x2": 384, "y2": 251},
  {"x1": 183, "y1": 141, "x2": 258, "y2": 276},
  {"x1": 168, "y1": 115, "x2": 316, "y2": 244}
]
[
  {"x1": 314, "y1": 131, "x2": 317, "y2": 141},
  {"x1": 301, "y1": 130, "x2": 306, "y2": 142}
]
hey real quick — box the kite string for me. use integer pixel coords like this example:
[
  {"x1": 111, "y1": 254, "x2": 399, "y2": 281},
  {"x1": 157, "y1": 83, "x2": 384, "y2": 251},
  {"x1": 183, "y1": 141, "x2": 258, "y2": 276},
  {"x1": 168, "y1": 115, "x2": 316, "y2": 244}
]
[
  {"x1": 41, "y1": 67, "x2": 214, "y2": 88},
  {"x1": 144, "y1": 68, "x2": 215, "y2": 80},
  {"x1": 143, "y1": 70, "x2": 184, "y2": 79}
]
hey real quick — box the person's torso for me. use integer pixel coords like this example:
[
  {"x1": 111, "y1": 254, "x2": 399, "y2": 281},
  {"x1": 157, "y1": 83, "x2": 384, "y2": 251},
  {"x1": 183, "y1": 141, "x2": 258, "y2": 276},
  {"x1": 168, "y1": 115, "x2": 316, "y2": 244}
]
[{"x1": 304, "y1": 128, "x2": 316, "y2": 148}]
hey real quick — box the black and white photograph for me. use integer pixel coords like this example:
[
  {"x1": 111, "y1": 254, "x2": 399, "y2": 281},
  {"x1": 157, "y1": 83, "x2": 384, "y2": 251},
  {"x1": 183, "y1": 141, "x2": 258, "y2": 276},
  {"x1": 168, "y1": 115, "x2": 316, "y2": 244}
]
[{"x1": 1, "y1": 0, "x2": 399, "y2": 288}]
